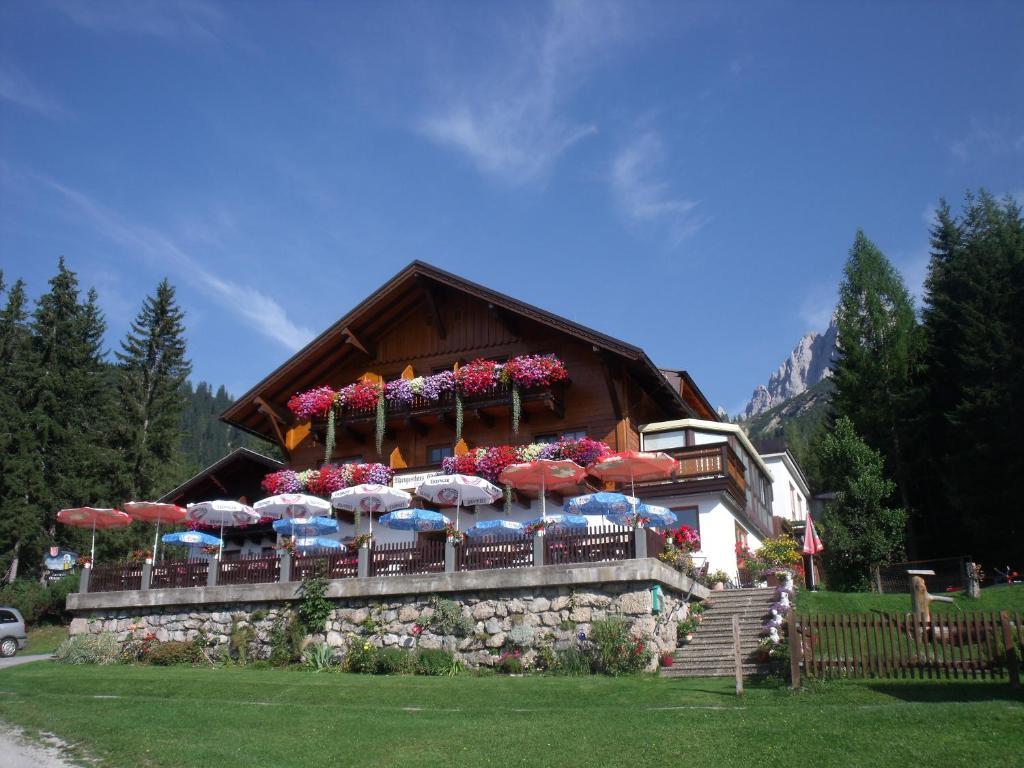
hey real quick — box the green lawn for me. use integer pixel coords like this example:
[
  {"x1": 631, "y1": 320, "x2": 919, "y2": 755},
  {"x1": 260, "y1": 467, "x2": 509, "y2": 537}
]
[
  {"x1": 24, "y1": 624, "x2": 68, "y2": 655},
  {"x1": 797, "y1": 584, "x2": 1024, "y2": 615},
  {"x1": 0, "y1": 663, "x2": 1021, "y2": 768}
]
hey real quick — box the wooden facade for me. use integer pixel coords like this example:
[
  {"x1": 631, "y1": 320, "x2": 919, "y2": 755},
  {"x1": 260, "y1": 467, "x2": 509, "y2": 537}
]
[{"x1": 221, "y1": 262, "x2": 718, "y2": 472}]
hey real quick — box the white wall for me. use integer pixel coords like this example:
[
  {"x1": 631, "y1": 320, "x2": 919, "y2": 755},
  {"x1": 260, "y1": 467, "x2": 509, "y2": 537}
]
[{"x1": 763, "y1": 455, "x2": 807, "y2": 522}]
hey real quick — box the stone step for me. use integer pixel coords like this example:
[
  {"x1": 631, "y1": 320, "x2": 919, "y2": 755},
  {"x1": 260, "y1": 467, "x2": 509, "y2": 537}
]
[{"x1": 660, "y1": 665, "x2": 768, "y2": 678}]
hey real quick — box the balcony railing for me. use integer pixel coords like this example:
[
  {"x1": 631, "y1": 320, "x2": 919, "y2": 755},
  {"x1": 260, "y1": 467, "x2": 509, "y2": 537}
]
[
  {"x1": 76, "y1": 524, "x2": 675, "y2": 594},
  {"x1": 659, "y1": 443, "x2": 748, "y2": 505}
]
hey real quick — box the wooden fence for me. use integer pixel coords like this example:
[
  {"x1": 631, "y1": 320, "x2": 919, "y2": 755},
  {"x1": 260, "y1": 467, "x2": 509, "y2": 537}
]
[
  {"x1": 292, "y1": 550, "x2": 359, "y2": 581},
  {"x1": 370, "y1": 539, "x2": 445, "y2": 577},
  {"x1": 150, "y1": 558, "x2": 208, "y2": 589},
  {"x1": 88, "y1": 562, "x2": 144, "y2": 593},
  {"x1": 459, "y1": 535, "x2": 534, "y2": 571},
  {"x1": 544, "y1": 526, "x2": 633, "y2": 566},
  {"x1": 217, "y1": 554, "x2": 281, "y2": 586},
  {"x1": 789, "y1": 610, "x2": 1022, "y2": 686}
]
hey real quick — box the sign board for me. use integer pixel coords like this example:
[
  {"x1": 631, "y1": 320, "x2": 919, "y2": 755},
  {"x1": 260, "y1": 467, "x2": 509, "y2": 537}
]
[
  {"x1": 392, "y1": 470, "x2": 443, "y2": 491},
  {"x1": 44, "y1": 547, "x2": 79, "y2": 580}
]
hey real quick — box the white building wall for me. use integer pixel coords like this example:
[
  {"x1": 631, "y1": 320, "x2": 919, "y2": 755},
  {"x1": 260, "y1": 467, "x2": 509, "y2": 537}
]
[{"x1": 762, "y1": 455, "x2": 808, "y2": 522}]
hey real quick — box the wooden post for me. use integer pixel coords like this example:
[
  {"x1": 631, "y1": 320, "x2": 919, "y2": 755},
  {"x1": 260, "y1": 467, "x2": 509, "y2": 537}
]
[
  {"x1": 140, "y1": 561, "x2": 152, "y2": 592},
  {"x1": 733, "y1": 614, "x2": 744, "y2": 696},
  {"x1": 1001, "y1": 611, "x2": 1021, "y2": 689},
  {"x1": 965, "y1": 561, "x2": 982, "y2": 599},
  {"x1": 78, "y1": 565, "x2": 90, "y2": 594},
  {"x1": 788, "y1": 616, "x2": 802, "y2": 688},
  {"x1": 872, "y1": 565, "x2": 883, "y2": 594}
]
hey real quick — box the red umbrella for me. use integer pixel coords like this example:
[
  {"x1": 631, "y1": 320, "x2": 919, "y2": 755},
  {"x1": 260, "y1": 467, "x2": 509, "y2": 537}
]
[
  {"x1": 56, "y1": 507, "x2": 131, "y2": 563},
  {"x1": 123, "y1": 502, "x2": 187, "y2": 563},
  {"x1": 588, "y1": 451, "x2": 678, "y2": 518},
  {"x1": 499, "y1": 459, "x2": 586, "y2": 523},
  {"x1": 803, "y1": 515, "x2": 824, "y2": 555}
]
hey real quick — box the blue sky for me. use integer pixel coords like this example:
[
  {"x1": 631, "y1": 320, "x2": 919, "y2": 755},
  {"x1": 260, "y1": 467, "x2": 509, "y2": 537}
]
[{"x1": 2, "y1": 1, "x2": 1022, "y2": 414}]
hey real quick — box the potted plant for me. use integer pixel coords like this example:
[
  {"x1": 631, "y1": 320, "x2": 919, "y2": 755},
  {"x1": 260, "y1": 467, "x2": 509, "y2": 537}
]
[
  {"x1": 708, "y1": 569, "x2": 730, "y2": 591},
  {"x1": 676, "y1": 617, "x2": 698, "y2": 644}
]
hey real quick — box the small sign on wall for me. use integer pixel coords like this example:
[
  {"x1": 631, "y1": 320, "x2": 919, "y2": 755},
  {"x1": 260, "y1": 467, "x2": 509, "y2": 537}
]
[{"x1": 392, "y1": 470, "x2": 443, "y2": 491}]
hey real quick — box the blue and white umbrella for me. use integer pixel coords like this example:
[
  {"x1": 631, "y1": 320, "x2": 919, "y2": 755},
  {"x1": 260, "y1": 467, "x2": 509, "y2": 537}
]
[
  {"x1": 291, "y1": 536, "x2": 344, "y2": 552},
  {"x1": 378, "y1": 508, "x2": 451, "y2": 532},
  {"x1": 526, "y1": 513, "x2": 588, "y2": 532},
  {"x1": 464, "y1": 519, "x2": 525, "y2": 537},
  {"x1": 162, "y1": 531, "x2": 222, "y2": 549},
  {"x1": 605, "y1": 504, "x2": 678, "y2": 529},
  {"x1": 272, "y1": 516, "x2": 338, "y2": 538},
  {"x1": 563, "y1": 492, "x2": 639, "y2": 518}
]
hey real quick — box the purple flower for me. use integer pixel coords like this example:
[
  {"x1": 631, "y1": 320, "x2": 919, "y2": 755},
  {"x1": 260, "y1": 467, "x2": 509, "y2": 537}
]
[
  {"x1": 420, "y1": 370, "x2": 455, "y2": 400},
  {"x1": 385, "y1": 379, "x2": 414, "y2": 406}
]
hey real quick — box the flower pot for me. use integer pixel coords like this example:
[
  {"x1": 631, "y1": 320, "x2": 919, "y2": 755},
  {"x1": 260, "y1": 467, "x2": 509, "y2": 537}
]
[{"x1": 712, "y1": 581, "x2": 725, "y2": 591}]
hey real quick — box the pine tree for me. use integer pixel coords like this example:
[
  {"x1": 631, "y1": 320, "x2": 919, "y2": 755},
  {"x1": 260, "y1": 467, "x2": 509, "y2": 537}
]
[
  {"x1": 916, "y1": 192, "x2": 1024, "y2": 563},
  {"x1": 818, "y1": 417, "x2": 907, "y2": 591},
  {"x1": 831, "y1": 230, "x2": 919, "y2": 515},
  {"x1": 113, "y1": 279, "x2": 192, "y2": 501}
]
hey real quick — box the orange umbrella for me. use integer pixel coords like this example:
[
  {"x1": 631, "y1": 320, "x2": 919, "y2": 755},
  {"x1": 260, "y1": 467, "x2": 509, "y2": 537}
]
[
  {"x1": 56, "y1": 507, "x2": 131, "y2": 563},
  {"x1": 499, "y1": 459, "x2": 586, "y2": 524},
  {"x1": 123, "y1": 502, "x2": 187, "y2": 562},
  {"x1": 589, "y1": 451, "x2": 678, "y2": 519}
]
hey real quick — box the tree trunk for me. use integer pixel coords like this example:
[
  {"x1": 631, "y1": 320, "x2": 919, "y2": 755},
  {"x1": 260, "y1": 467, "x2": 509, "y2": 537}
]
[{"x1": 5, "y1": 539, "x2": 20, "y2": 583}]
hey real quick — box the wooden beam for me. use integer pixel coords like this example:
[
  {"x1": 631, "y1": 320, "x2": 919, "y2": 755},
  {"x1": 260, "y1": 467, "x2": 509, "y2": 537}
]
[
  {"x1": 253, "y1": 396, "x2": 291, "y2": 458},
  {"x1": 474, "y1": 408, "x2": 495, "y2": 428},
  {"x1": 595, "y1": 349, "x2": 623, "y2": 420},
  {"x1": 253, "y1": 396, "x2": 293, "y2": 426},
  {"x1": 342, "y1": 326, "x2": 375, "y2": 358},
  {"x1": 419, "y1": 278, "x2": 446, "y2": 339},
  {"x1": 487, "y1": 303, "x2": 520, "y2": 337},
  {"x1": 404, "y1": 416, "x2": 428, "y2": 436},
  {"x1": 208, "y1": 473, "x2": 229, "y2": 495},
  {"x1": 440, "y1": 412, "x2": 457, "y2": 431},
  {"x1": 343, "y1": 425, "x2": 367, "y2": 445}
]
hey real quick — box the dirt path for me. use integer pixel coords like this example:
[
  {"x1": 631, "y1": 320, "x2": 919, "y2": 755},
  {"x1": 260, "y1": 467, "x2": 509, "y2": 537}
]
[{"x1": 0, "y1": 724, "x2": 83, "y2": 767}]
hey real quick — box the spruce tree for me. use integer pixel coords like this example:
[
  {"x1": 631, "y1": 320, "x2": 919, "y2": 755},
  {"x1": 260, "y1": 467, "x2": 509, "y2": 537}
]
[
  {"x1": 831, "y1": 230, "x2": 919, "y2": 515},
  {"x1": 818, "y1": 417, "x2": 907, "y2": 591},
  {"x1": 113, "y1": 279, "x2": 192, "y2": 501}
]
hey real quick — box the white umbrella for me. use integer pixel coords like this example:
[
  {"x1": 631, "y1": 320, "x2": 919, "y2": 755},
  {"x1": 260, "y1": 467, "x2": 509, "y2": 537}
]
[
  {"x1": 254, "y1": 493, "x2": 332, "y2": 542},
  {"x1": 415, "y1": 474, "x2": 502, "y2": 530},
  {"x1": 331, "y1": 484, "x2": 412, "y2": 535},
  {"x1": 185, "y1": 500, "x2": 257, "y2": 559}
]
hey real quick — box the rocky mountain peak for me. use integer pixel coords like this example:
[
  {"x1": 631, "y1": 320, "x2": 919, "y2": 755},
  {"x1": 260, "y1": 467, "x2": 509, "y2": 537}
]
[{"x1": 740, "y1": 318, "x2": 837, "y2": 420}]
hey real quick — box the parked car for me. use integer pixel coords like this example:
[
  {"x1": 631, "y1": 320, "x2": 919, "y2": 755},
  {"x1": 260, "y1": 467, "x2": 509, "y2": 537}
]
[{"x1": 0, "y1": 607, "x2": 28, "y2": 657}]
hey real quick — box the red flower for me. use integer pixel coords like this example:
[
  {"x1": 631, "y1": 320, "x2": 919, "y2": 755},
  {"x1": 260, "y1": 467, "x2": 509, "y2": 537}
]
[{"x1": 456, "y1": 359, "x2": 500, "y2": 396}]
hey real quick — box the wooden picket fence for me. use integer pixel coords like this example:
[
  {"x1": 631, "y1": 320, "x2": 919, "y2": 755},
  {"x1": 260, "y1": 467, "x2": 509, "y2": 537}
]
[{"x1": 788, "y1": 610, "x2": 1022, "y2": 687}]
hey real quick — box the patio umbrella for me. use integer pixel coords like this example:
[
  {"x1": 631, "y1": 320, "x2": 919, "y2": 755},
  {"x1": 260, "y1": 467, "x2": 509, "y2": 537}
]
[
  {"x1": 123, "y1": 501, "x2": 187, "y2": 563},
  {"x1": 254, "y1": 493, "x2": 332, "y2": 520},
  {"x1": 185, "y1": 500, "x2": 257, "y2": 559},
  {"x1": 464, "y1": 519, "x2": 525, "y2": 538},
  {"x1": 271, "y1": 516, "x2": 338, "y2": 538},
  {"x1": 563, "y1": 491, "x2": 638, "y2": 519},
  {"x1": 802, "y1": 514, "x2": 824, "y2": 591},
  {"x1": 161, "y1": 530, "x2": 222, "y2": 551},
  {"x1": 524, "y1": 513, "x2": 587, "y2": 533},
  {"x1": 605, "y1": 503, "x2": 678, "y2": 529},
  {"x1": 415, "y1": 474, "x2": 502, "y2": 530},
  {"x1": 378, "y1": 508, "x2": 451, "y2": 532},
  {"x1": 56, "y1": 507, "x2": 131, "y2": 563},
  {"x1": 499, "y1": 459, "x2": 586, "y2": 526},
  {"x1": 331, "y1": 484, "x2": 412, "y2": 535},
  {"x1": 291, "y1": 536, "x2": 344, "y2": 552},
  {"x1": 589, "y1": 451, "x2": 678, "y2": 525}
]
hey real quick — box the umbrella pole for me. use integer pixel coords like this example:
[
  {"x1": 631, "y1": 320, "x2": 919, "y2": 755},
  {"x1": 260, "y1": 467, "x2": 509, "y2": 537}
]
[
  {"x1": 219, "y1": 521, "x2": 224, "y2": 560},
  {"x1": 90, "y1": 518, "x2": 96, "y2": 563},
  {"x1": 541, "y1": 475, "x2": 546, "y2": 522},
  {"x1": 152, "y1": 518, "x2": 161, "y2": 563},
  {"x1": 456, "y1": 498, "x2": 460, "y2": 531}
]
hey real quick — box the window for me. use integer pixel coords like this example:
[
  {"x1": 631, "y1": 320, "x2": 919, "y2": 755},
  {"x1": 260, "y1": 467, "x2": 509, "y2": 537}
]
[
  {"x1": 427, "y1": 444, "x2": 453, "y2": 464},
  {"x1": 669, "y1": 506, "x2": 699, "y2": 536},
  {"x1": 643, "y1": 429, "x2": 685, "y2": 451},
  {"x1": 536, "y1": 428, "x2": 587, "y2": 444},
  {"x1": 336, "y1": 456, "x2": 363, "y2": 465},
  {"x1": 735, "y1": 524, "x2": 749, "y2": 549},
  {"x1": 560, "y1": 429, "x2": 587, "y2": 441},
  {"x1": 0, "y1": 610, "x2": 15, "y2": 624}
]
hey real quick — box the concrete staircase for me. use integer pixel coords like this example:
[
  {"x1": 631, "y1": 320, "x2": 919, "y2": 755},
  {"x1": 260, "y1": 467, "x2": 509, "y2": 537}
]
[{"x1": 661, "y1": 587, "x2": 776, "y2": 678}]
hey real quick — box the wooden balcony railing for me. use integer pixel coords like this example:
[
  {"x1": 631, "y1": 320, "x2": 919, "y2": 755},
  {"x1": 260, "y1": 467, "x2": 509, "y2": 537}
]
[
  {"x1": 150, "y1": 558, "x2": 208, "y2": 589},
  {"x1": 662, "y1": 443, "x2": 748, "y2": 506},
  {"x1": 544, "y1": 526, "x2": 634, "y2": 566},
  {"x1": 369, "y1": 539, "x2": 446, "y2": 577},
  {"x1": 88, "y1": 562, "x2": 144, "y2": 593},
  {"x1": 459, "y1": 535, "x2": 534, "y2": 571}
]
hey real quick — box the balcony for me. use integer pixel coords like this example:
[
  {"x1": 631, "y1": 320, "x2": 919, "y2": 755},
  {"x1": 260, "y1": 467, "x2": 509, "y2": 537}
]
[{"x1": 636, "y1": 443, "x2": 748, "y2": 510}]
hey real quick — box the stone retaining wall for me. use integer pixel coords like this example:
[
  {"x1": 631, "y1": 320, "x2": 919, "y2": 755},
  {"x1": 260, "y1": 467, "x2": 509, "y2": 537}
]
[{"x1": 69, "y1": 582, "x2": 690, "y2": 670}]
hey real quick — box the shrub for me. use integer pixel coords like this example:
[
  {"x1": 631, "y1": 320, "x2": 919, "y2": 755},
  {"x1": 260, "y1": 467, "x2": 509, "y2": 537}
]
[
  {"x1": 588, "y1": 617, "x2": 652, "y2": 676},
  {"x1": 229, "y1": 619, "x2": 255, "y2": 665},
  {"x1": 147, "y1": 640, "x2": 204, "y2": 666},
  {"x1": 54, "y1": 633, "x2": 120, "y2": 665},
  {"x1": 659, "y1": 653, "x2": 674, "y2": 667},
  {"x1": 345, "y1": 640, "x2": 379, "y2": 674},
  {"x1": 415, "y1": 648, "x2": 460, "y2": 676},
  {"x1": 554, "y1": 647, "x2": 591, "y2": 676},
  {"x1": 708, "y1": 569, "x2": 730, "y2": 585},
  {"x1": 676, "y1": 618, "x2": 698, "y2": 641},
  {"x1": 269, "y1": 613, "x2": 304, "y2": 666},
  {"x1": 497, "y1": 650, "x2": 524, "y2": 674},
  {"x1": 0, "y1": 577, "x2": 77, "y2": 625},
  {"x1": 506, "y1": 623, "x2": 535, "y2": 649},
  {"x1": 302, "y1": 642, "x2": 334, "y2": 672},
  {"x1": 297, "y1": 573, "x2": 332, "y2": 634},
  {"x1": 376, "y1": 647, "x2": 415, "y2": 675},
  {"x1": 426, "y1": 597, "x2": 473, "y2": 637},
  {"x1": 120, "y1": 632, "x2": 158, "y2": 663},
  {"x1": 533, "y1": 643, "x2": 556, "y2": 672}
]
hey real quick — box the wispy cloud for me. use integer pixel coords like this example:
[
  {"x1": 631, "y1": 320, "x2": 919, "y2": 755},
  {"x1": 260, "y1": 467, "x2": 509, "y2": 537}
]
[
  {"x1": 51, "y1": 0, "x2": 225, "y2": 41},
  {"x1": 799, "y1": 283, "x2": 836, "y2": 332},
  {"x1": 419, "y1": 0, "x2": 625, "y2": 184},
  {"x1": 0, "y1": 67, "x2": 70, "y2": 119},
  {"x1": 950, "y1": 118, "x2": 1024, "y2": 161},
  {"x1": 36, "y1": 176, "x2": 314, "y2": 351},
  {"x1": 611, "y1": 131, "x2": 702, "y2": 244}
]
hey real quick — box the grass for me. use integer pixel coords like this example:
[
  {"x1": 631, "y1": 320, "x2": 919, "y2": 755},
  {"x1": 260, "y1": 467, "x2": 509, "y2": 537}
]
[
  {"x1": 797, "y1": 584, "x2": 1024, "y2": 615},
  {"x1": 0, "y1": 663, "x2": 1021, "y2": 768},
  {"x1": 24, "y1": 624, "x2": 68, "y2": 655}
]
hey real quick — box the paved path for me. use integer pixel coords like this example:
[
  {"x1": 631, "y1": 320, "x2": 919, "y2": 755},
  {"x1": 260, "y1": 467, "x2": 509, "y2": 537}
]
[{"x1": 0, "y1": 653, "x2": 52, "y2": 670}]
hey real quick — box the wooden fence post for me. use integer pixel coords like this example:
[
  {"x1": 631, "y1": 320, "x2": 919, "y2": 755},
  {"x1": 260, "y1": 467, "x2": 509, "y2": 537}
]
[
  {"x1": 788, "y1": 616, "x2": 802, "y2": 688},
  {"x1": 1001, "y1": 611, "x2": 1021, "y2": 689},
  {"x1": 872, "y1": 565, "x2": 883, "y2": 594},
  {"x1": 733, "y1": 615, "x2": 744, "y2": 696}
]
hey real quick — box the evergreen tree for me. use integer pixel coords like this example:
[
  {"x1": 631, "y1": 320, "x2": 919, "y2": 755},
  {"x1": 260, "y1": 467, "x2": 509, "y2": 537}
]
[
  {"x1": 818, "y1": 417, "x2": 907, "y2": 591},
  {"x1": 113, "y1": 280, "x2": 192, "y2": 501},
  {"x1": 831, "y1": 230, "x2": 919, "y2": 515},
  {"x1": 916, "y1": 192, "x2": 1023, "y2": 563}
]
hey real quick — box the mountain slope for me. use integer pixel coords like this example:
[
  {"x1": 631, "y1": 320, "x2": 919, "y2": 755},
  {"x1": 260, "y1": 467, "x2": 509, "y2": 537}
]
[{"x1": 741, "y1": 319, "x2": 837, "y2": 420}]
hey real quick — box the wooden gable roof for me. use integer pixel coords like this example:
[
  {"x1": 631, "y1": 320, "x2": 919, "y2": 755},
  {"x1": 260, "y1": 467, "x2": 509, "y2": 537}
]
[{"x1": 221, "y1": 261, "x2": 712, "y2": 440}]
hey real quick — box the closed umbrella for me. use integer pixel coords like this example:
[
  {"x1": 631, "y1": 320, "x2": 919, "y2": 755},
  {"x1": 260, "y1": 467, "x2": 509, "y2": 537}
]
[
  {"x1": 56, "y1": 507, "x2": 131, "y2": 564},
  {"x1": 185, "y1": 501, "x2": 257, "y2": 559},
  {"x1": 378, "y1": 508, "x2": 451, "y2": 532},
  {"x1": 499, "y1": 459, "x2": 586, "y2": 528},
  {"x1": 123, "y1": 501, "x2": 187, "y2": 563},
  {"x1": 464, "y1": 519, "x2": 525, "y2": 538},
  {"x1": 802, "y1": 515, "x2": 824, "y2": 591},
  {"x1": 415, "y1": 474, "x2": 501, "y2": 531},
  {"x1": 331, "y1": 484, "x2": 412, "y2": 535}
]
